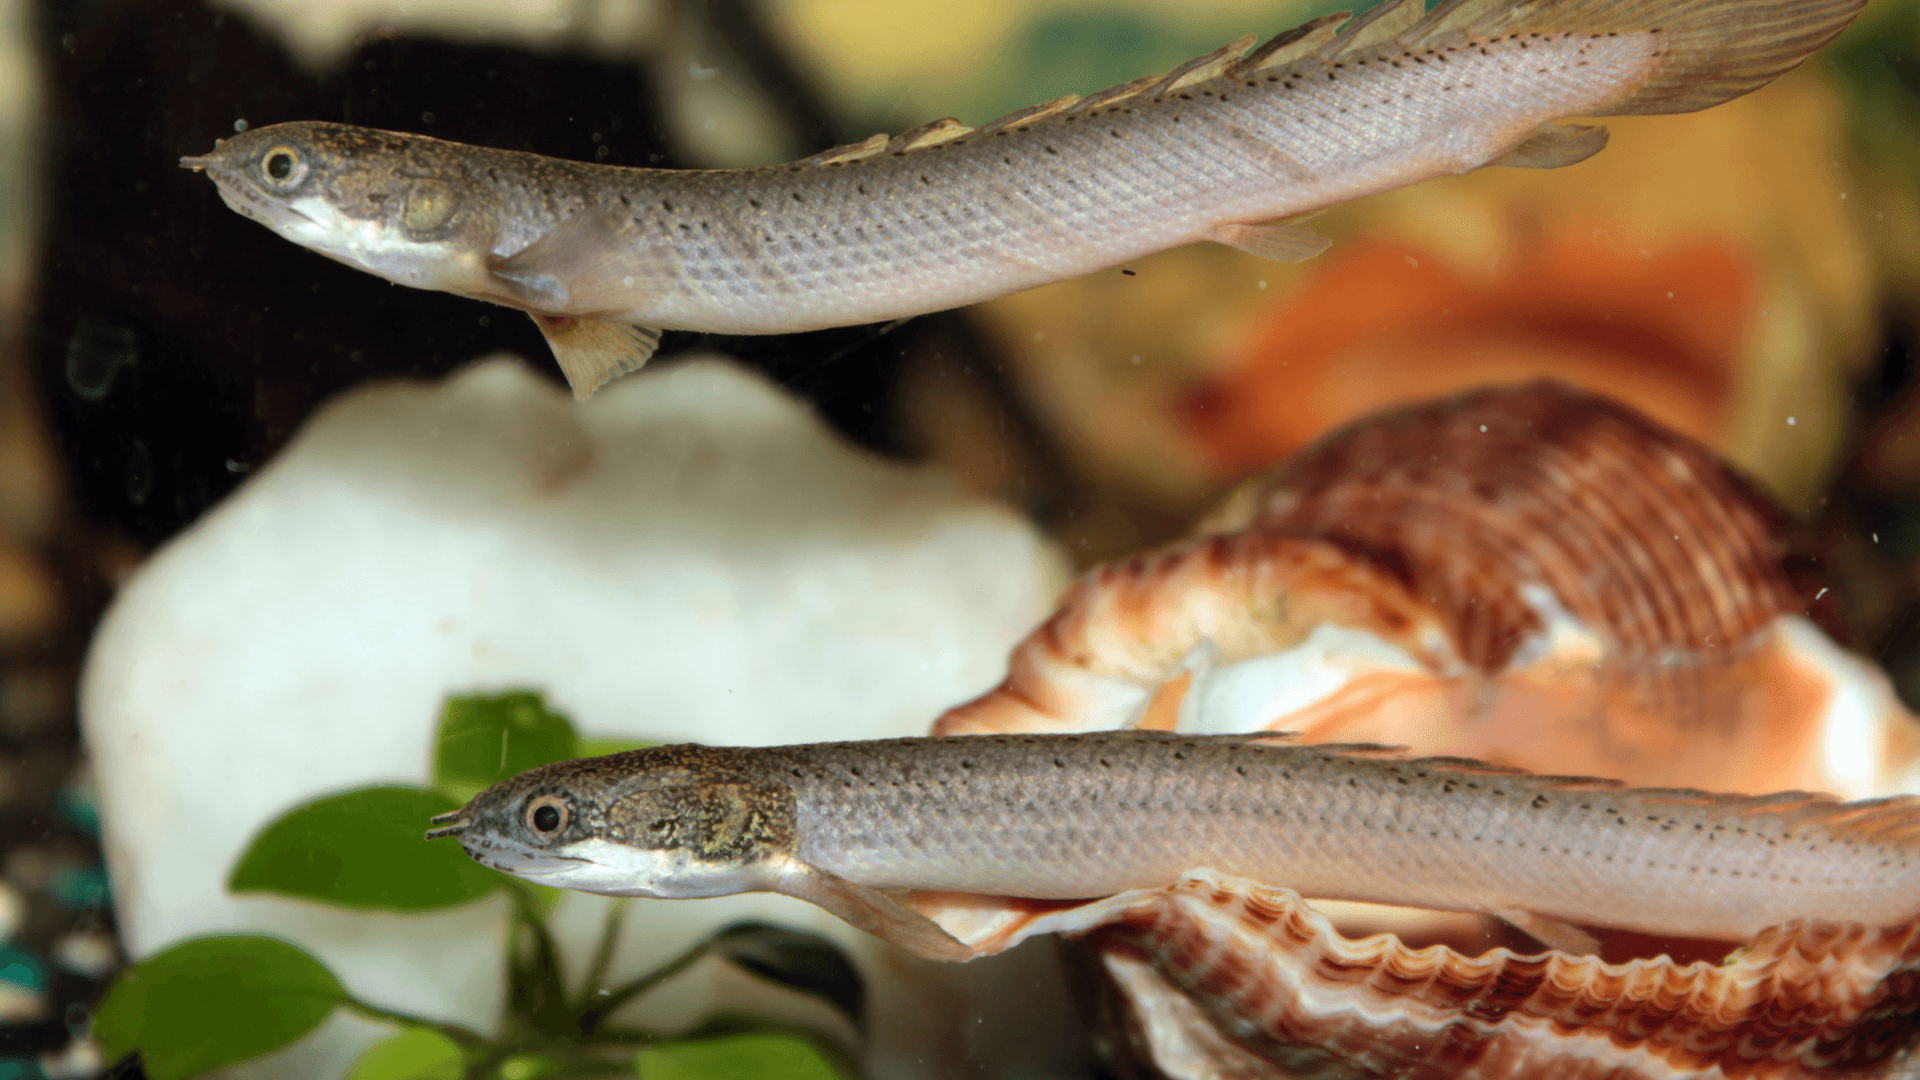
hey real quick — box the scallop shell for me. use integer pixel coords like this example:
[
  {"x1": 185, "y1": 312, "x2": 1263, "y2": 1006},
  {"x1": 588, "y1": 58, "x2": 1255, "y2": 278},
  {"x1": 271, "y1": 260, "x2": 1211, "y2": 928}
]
[
  {"x1": 936, "y1": 380, "x2": 1918, "y2": 798},
  {"x1": 1066, "y1": 870, "x2": 1920, "y2": 1080},
  {"x1": 923, "y1": 382, "x2": 1920, "y2": 1078}
]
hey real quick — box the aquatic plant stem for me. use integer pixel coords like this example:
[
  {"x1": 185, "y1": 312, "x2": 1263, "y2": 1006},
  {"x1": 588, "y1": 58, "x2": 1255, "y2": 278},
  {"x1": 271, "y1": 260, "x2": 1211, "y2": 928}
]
[
  {"x1": 574, "y1": 898, "x2": 630, "y2": 1012},
  {"x1": 338, "y1": 996, "x2": 488, "y2": 1049},
  {"x1": 504, "y1": 879, "x2": 573, "y2": 1037},
  {"x1": 577, "y1": 934, "x2": 712, "y2": 1037}
]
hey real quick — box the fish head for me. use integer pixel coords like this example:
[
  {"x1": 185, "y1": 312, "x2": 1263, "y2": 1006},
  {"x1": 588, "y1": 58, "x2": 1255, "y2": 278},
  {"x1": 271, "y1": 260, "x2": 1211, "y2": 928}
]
[
  {"x1": 181, "y1": 121, "x2": 496, "y2": 293},
  {"x1": 426, "y1": 745, "x2": 796, "y2": 899}
]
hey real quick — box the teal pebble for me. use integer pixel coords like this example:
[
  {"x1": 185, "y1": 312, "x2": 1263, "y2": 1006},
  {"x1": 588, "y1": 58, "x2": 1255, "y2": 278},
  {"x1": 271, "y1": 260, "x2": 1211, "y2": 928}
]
[
  {"x1": 56, "y1": 785, "x2": 100, "y2": 837},
  {"x1": 49, "y1": 866, "x2": 108, "y2": 910},
  {"x1": 0, "y1": 944, "x2": 44, "y2": 991}
]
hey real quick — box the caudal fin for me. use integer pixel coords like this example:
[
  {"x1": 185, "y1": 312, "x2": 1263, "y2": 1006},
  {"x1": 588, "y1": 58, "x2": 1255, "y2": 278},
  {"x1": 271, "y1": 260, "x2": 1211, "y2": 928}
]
[{"x1": 1400, "y1": 0, "x2": 1869, "y2": 115}]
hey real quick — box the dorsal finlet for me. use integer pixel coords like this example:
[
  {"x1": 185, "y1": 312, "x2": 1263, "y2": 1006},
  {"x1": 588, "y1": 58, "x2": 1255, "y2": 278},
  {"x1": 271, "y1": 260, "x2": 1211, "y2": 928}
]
[
  {"x1": 887, "y1": 116, "x2": 975, "y2": 153},
  {"x1": 975, "y1": 93, "x2": 1082, "y2": 135},
  {"x1": 794, "y1": 132, "x2": 888, "y2": 167},
  {"x1": 1063, "y1": 76, "x2": 1159, "y2": 117},
  {"x1": 1150, "y1": 34, "x2": 1257, "y2": 96},
  {"x1": 1231, "y1": 12, "x2": 1350, "y2": 75},
  {"x1": 1323, "y1": 0, "x2": 1426, "y2": 59}
]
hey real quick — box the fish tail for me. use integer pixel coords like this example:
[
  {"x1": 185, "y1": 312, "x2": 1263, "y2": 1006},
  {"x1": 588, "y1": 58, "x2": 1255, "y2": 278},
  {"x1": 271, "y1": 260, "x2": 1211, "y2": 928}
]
[{"x1": 1401, "y1": 0, "x2": 1868, "y2": 115}]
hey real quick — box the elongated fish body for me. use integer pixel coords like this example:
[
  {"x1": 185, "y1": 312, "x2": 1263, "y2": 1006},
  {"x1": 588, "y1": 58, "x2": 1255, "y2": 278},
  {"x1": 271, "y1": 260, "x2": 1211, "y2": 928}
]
[
  {"x1": 429, "y1": 732, "x2": 1920, "y2": 962},
  {"x1": 183, "y1": 0, "x2": 1866, "y2": 399}
]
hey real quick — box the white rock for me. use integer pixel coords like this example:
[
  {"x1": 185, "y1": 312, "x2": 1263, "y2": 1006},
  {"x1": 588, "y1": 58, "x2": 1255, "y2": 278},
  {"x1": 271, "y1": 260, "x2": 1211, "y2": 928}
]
[
  {"x1": 0, "y1": 879, "x2": 19, "y2": 945},
  {"x1": 52, "y1": 929, "x2": 118, "y2": 978},
  {"x1": 81, "y1": 357, "x2": 1070, "y2": 1079}
]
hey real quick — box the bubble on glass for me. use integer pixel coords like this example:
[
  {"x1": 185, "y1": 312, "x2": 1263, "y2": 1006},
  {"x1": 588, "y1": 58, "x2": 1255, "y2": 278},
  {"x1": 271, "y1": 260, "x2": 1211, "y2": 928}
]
[
  {"x1": 64, "y1": 316, "x2": 139, "y2": 401},
  {"x1": 234, "y1": 118, "x2": 249, "y2": 132},
  {"x1": 125, "y1": 438, "x2": 153, "y2": 507}
]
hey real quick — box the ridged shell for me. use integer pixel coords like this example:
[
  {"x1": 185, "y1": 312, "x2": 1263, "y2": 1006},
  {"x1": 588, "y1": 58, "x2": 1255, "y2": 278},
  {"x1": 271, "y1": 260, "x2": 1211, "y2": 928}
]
[
  {"x1": 1228, "y1": 380, "x2": 1798, "y2": 675},
  {"x1": 923, "y1": 383, "x2": 1920, "y2": 1078},
  {"x1": 1068, "y1": 871, "x2": 1920, "y2": 1080},
  {"x1": 937, "y1": 381, "x2": 1917, "y2": 798}
]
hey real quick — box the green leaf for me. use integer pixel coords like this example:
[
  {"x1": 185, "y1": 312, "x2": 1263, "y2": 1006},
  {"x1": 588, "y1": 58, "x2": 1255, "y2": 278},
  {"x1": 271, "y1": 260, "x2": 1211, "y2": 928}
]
[
  {"x1": 636, "y1": 1034, "x2": 844, "y2": 1080},
  {"x1": 230, "y1": 786, "x2": 501, "y2": 911},
  {"x1": 347, "y1": 1028, "x2": 465, "y2": 1080},
  {"x1": 707, "y1": 923, "x2": 865, "y2": 1030},
  {"x1": 433, "y1": 691, "x2": 579, "y2": 803},
  {"x1": 576, "y1": 735, "x2": 657, "y2": 758},
  {"x1": 495, "y1": 1055, "x2": 564, "y2": 1080},
  {"x1": 94, "y1": 935, "x2": 345, "y2": 1080}
]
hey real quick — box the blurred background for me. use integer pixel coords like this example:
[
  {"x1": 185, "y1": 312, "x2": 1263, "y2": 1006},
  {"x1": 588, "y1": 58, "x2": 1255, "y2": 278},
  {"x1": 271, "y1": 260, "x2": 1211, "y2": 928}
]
[{"x1": 1, "y1": 0, "x2": 1918, "y2": 1073}]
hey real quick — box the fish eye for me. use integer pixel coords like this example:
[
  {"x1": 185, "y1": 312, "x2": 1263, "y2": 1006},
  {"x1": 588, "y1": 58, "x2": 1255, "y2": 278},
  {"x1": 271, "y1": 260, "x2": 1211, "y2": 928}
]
[
  {"x1": 523, "y1": 795, "x2": 569, "y2": 838},
  {"x1": 260, "y1": 147, "x2": 305, "y2": 187}
]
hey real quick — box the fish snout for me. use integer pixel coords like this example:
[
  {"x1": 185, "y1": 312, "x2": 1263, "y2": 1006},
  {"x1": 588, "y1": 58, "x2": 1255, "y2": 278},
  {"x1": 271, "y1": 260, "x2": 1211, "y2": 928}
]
[
  {"x1": 179, "y1": 137, "x2": 230, "y2": 172},
  {"x1": 424, "y1": 809, "x2": 470, "y2": 840}
]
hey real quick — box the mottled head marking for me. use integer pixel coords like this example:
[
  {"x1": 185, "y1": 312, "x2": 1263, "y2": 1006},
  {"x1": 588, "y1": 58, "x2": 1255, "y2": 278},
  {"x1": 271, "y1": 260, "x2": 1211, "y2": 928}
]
[
  {"x1": 429, "y1": 744, "x2": 797, "y2": 900},
  {"x1": 180, "y1": 121, "x2": 501, "y2": 293}
]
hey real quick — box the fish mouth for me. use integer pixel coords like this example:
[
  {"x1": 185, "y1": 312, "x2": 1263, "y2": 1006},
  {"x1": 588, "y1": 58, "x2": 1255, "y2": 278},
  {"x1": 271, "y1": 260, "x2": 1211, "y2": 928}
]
[
  {"x1": 182, "y1": 163, "x2": 319, "y2": 231},
  {"x1": 453, "y1": 831, "x2": 594, "y2": 880},
  {"x1": 424, "y1": 810, "x2": 469, "y2": 840}
]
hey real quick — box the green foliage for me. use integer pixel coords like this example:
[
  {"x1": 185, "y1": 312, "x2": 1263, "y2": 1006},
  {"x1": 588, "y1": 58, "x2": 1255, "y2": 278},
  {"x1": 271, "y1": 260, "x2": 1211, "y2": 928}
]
[
  {"x1": 99, "y1": 691, "x2": 848, "y2": 1080},
  {"x1": 348, "y1": 1029, "x2": 466, "y2": 1080},
  {"x1": 577, "y1": 736, "x2": 656, "y2": 758},
  {"x1": 493, "y1": 1055, "x2": 565, "y2": 1079},
  {"x1": 94, "y1": 935, "x2": 345, "y2": 1080},
  {"x1": 434, "y1": 691, "x2": 580, "y2": 803},
  {"x1": 229, "y1": 786, "x2": 501, "y2": 911},
  {"x1": 635, "y1": 1034, "x2": 843, "y2": 1080}
]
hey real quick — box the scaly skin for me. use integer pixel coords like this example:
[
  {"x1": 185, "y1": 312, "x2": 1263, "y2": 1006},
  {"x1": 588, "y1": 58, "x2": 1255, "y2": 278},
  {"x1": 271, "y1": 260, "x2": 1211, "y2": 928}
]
[
  {"x1": 433, "y1": 731, "x2": 1920, "y2": 944},
  {"x1": 182, "y1": 0, "x2": 1866, "y2": 340}
]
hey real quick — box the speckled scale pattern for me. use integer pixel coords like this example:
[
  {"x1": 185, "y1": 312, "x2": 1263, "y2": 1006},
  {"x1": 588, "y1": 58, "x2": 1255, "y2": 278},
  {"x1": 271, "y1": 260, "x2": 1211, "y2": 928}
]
[
  {"x1": 594, "y1": 30, "x2": 1666, "y2": 334},
  {"x1": 777, "y1": 732, "x2": 1920, "y2": 941},
  {"x1": 186, "y1": 0, "x2": 1867, "y2": 350},
  {"x1": 1245, "y1": 380, "x2": 1804, "y2": 675}
]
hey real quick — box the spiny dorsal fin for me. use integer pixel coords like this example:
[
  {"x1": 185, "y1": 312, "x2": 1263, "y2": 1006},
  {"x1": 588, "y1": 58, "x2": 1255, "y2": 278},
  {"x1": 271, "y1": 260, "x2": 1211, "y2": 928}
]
[
  {"x1": 1231, "y1": 12, "x2": 1350, "y2": 75},
  {"x1": 794, "y1": 132, "x2": 889, "y2": 167},
  {"x1": 974, "y1": 95, "x2": 1080, "y2": 136},
  {"x1": 1322, "y1": 0, "x2": 1426, "y2": 58},
  {"x1": 791, "y1": 0, "x2": 1866, "y2": 172},
  {"x1": 1397, "y1": 0, "x2": 1488, "y2": 45},
  {"x1": 1363, "y1": 0, "x2": 1867, "y2": 116},
  {"x1": 886, "y1": 116, "x2": 976, "y2": 153},
  {"x1": 1150, "y1": 34, "x2": 1257, "y2": 96}
]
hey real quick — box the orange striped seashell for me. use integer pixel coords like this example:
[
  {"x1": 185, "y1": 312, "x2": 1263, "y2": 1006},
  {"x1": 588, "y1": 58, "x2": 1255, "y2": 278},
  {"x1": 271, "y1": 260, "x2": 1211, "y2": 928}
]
[
  {"x1": 1062, "y1": 871, "x2": 1920, "y2": 1080},
  {"x1": 936, "y1": 380, "x2": 1917, "y2": 798},
  {"x1": 923, "y1": 382, "x2": 1920, "y2": 1078}
]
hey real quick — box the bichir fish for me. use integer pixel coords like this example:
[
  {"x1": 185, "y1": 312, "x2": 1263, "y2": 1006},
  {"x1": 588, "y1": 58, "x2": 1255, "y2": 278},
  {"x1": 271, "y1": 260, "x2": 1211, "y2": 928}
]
[
  {"x1": 182, "y1": 0, "x2": 1866, "y2": 399},
  {"x1": 425, "y1": 731, "x2": 1920, "y2": 964}
]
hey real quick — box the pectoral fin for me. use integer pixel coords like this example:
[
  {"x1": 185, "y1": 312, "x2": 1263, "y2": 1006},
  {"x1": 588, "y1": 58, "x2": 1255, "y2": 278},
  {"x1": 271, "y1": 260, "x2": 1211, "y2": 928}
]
[
  {"x1": 1496, "y1": 909, "x2": 1600, "y2": 955},
  {"x1": 487, "y1": 205, "x2": 681, "y2": 319},
  {"x1": 1207, "y1": 220, "x2": 1331, "y2": 263},
  {"x1": 772, "y1": 857, "x2": 976, "y2": 963},
  {"x1": 1490, "y1": 123, "x2": 1610, "y2": 170},
  {"x1": 529, "y1": 314, "x2": 662, "y2": 400}
]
